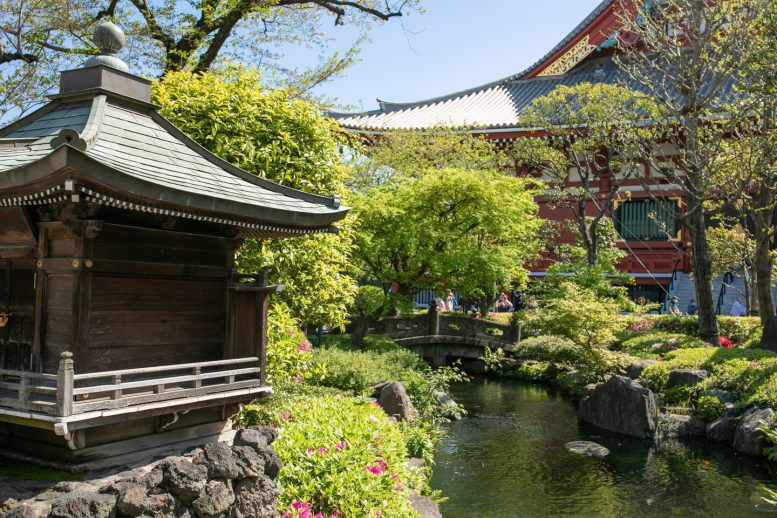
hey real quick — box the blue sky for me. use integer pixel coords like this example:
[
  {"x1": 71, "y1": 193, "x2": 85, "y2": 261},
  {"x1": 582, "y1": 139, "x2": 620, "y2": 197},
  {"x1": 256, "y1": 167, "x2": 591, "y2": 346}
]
[{"x1": 281, "y1": 1, "x2": 603, "y2": 111}]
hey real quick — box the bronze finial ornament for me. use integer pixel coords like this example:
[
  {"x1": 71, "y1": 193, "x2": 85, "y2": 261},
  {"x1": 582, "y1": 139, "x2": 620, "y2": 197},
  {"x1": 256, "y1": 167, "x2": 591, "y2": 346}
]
[{"x1": 84, "y1": 21, "x2": 129, "y2": 73}]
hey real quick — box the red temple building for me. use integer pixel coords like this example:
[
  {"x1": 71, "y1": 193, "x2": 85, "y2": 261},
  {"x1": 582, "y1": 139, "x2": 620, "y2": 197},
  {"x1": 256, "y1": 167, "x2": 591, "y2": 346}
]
[{"x1": 332, "y1": 0, "x2": 755, "y2": 311}]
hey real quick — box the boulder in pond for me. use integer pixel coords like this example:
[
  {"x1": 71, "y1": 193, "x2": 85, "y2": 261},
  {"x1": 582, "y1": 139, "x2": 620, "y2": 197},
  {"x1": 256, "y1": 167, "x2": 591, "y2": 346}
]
[
  {"x1": 378, "y1": 381, "x2": 419, "y2": 422},
  {"x1": 578, "y1": 375, "x2": 657, "y2": 439},
  {"x1": 565, "y1": 441, "x2": 610, "y2": 459},
  {"x1": 733, "y1": 407, "x2": 774, "y2": 456},
  {"x1": 706, "y1": 417, "x2": 737, "y2": 443},
  {"x1": 665, "y1": 369, "x2": 707, "y2": 389},
  {"x1": 658, "y1": 414, "x2": 706, "y2": 440}
]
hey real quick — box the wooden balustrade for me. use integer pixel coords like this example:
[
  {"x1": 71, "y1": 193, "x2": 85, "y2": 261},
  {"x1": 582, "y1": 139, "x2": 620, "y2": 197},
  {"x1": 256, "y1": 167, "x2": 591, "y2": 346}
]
[{"x1": 0, "y1": 354, "x2": 262, "y2": 418}]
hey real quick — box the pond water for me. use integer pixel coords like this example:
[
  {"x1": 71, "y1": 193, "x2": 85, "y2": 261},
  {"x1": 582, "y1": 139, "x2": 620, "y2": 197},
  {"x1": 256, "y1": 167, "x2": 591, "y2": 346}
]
[{"x1": 431, "y1": 378, "x2": 777, "y2": 517}]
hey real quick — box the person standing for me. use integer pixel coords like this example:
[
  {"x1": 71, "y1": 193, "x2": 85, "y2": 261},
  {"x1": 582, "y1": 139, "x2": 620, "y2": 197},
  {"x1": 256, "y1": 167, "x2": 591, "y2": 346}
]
[
  {"x1": 445, "y1": 290, "x2": 456, "y2": 311},
  {"x1": 496, "y1": 293, "x2": 513, "y2": 312},
  {"x1": 729, "y1": 298, "x2": 747, "y2": 317}
]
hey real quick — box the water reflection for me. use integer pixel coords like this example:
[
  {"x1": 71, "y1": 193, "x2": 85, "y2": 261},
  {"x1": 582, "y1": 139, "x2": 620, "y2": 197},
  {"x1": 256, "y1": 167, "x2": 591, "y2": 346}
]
[{"x1": 431, "y1": 378, "x2": 777, "y2": 517}]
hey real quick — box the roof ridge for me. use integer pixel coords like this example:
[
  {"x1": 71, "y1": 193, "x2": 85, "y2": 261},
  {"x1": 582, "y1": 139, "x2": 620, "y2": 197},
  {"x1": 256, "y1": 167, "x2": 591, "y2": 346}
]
[{"x1": 329, "y1": 0, "x2": 616, "y2": 119}]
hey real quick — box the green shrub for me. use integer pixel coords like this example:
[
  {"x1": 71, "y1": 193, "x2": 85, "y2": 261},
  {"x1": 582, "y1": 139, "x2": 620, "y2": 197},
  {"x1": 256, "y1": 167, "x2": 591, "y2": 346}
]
[
  {"x1": 241, "y1": 392, "x2": 419, "y2": 517},
  {"x1": 514, "y1": 335, "x2": 583, "y2": 364},
  {"x1": 515, "y1": 361, "x2": 551, "y2": 381},
  {"x1": 695, "y1": 395, "x2": 725, "y2": 421},
  {"x1": 761, "y1": 420, "x2": 777, "y2": 463},
  {"x1": 321, "y1": 333, "x2": 402, "y2": 354},
  {"x1": 313, "y1": 348, "x2": 422, "y2": 396},
  {"x1": 350, "y1": 285, "x2": 387, "y2": 317},
  {"x1": 742, "y1": 326, "x2": 763, "y2": 349},
  {"x1": 618, "y1": 332, "x2": 708, "y2": 359},
  {"x1": 616, "y1": 315, "x2": 761, "y2": 346},
  {"x1": 312, "y1": 347, "x2": 467, "y2": 421},
  {"x1": 515, "y1": 335, "x2": 634, "y2": 377},
  {"x1": 538, "y1": 282, "x2": 622, "y2": 349},
  {"x1": 641, "y1": 346, "x2": 777, "y2": 398},
  {"x1": 266, "y1": 304, "x2": 320, "y2": 385}
]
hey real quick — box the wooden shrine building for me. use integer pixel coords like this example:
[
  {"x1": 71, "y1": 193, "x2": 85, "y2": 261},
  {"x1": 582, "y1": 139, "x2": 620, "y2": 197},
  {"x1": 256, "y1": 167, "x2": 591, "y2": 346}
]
[{"x1": 0, "y1": 22, "x2": 347, "y2": 469}]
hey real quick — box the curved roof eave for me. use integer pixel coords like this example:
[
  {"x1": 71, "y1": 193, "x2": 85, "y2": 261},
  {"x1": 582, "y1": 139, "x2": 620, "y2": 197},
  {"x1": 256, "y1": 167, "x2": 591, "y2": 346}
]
[{"x1": 0, "y1": 145, "x2": 349, "y2": 229}]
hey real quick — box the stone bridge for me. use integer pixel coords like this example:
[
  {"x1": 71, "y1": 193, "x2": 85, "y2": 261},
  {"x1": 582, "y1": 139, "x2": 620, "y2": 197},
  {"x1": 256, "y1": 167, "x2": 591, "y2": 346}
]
[{"x1": 372, "y1": 305, "x2": 520, "y2": 368}]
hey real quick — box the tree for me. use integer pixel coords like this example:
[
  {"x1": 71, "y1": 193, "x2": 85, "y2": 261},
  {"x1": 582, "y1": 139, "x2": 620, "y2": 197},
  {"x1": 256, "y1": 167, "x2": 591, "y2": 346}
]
[
  {"x1": 0, "y1": 0, "x2": 419, "y2": 119},
  {"x1": 615, "y1": 0, "x2": 766, "y2": 343},
  {"x1": 349, "y1": 128, "x2": 511, "y2": 192},
  {"x1": 352, "y1": 167, "x2": 542, "y2": 313},
  {"x1": 544, "y1": 217, "x2": 634, "y2": 306},
  {"x1": 726, "y1": 1, "x2": 777, "y2": 324},
  {"x1": 512, "y1": 82, "x2": 659, "y2": 267},
  {"x1": 153, "y1": 65, "x2": 356, "y2": 327}
]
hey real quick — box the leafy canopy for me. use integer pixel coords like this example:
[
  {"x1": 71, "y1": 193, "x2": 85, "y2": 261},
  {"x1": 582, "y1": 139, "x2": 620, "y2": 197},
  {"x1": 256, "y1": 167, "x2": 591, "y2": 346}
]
[
  {"x1": 352, "y1": 166, "x2": 542, "y2": 302},
  {"x1": 153, "y1": 65, "x2": 356, "y2": 326}
]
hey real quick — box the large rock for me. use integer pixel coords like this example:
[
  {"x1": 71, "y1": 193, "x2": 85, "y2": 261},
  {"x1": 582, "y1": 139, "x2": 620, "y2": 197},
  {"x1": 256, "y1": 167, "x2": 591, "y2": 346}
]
[
  {"x1": 161, "y1": 458, "x2": 208, "y2": 503},
  {"x1": 195, "y1": 442, "x2": 238, "y2": 480},
  {"x1": 578, "y1": 375, "x2": 657, "y2": 438},
  {"x1": 565, "y1": 441, "x2": 610, "y2": 459},
  {"x1": 233, "y1": 428, "x2": 269, "y2": 451},
  {"x1": 434, "y1": 390, "x2": 463, "y2": 420},
  {"x1": 627, "y1": 359, "x2": 658, "y2": 380},
  {"x1": 48, "y1": 491, "x2": 116, "y2": 518},
  {"x1": 666, "y1": 369, "x2": 708, "y2": 389},
  {"x1": 409, "y1": 493, "x2": 442, "y2": 518},
  {"x1": 378, "y1": 381, "x2": 419, "y2": 423},
  {"x1": 115, "y1": 483, "x2": 175, "y2": 518},
  {"x1": 733, "y1": 407, "x2": 775, "y2": 456},
  {"x1": 760, "y1": 315, "x2": 777, "y2": 352},
  {"x1": 191, "y1": 480, "x2": 234, "y2": 518},
  {"x1": 231, "y1": 445, "x2": 266, "y2": 479},
  {"x1": 658, "y1": 414, "x2": 706, "y2": 439},
  {"x1": 707, "y1": 417, "x2": 737, "y2": 443},
  {"x1": 230, "y1": 476, "x2": 281, "y2": 518}
]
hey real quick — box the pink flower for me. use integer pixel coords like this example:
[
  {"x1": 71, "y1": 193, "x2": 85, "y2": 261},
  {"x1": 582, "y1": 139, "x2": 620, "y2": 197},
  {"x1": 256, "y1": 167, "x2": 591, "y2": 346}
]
[
  {"x1": 335, "y1": 441, "x2": 347, "y2": 450},
  {"x1": 368, "y1": 415, "x2": 380, "y2": 423},
  {"x1": 317, "y1": 447, "x2": 328, "y2": 455},
  {"x1": 282, "y1": 513, "x2": 290, "y2": 518},
  {"x1": 373, "y1": 401, "x2": 382, "y2": 408},
  {"x1": 330, "y1": 513, "x2": 342, "y2": 518},
  {"x1": 366, "y1": 465, "x2": 385, "y2": 476},
  {"x1": 658, "y1": 357, "x2": 664, "y2": 362},
  {"x1": 375, "y1": 511, "x2": 381, "y2": 517},
  {"x1": 305, "y1": 448, "x2": 314, "y2": 457},
  {"x1": 280, "y1": 411, "x2": 292, "y2": 421}
]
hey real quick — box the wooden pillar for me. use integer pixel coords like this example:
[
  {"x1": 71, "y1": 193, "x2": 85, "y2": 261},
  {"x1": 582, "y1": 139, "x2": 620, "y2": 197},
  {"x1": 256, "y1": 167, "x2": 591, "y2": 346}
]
[{"x1": 56, "y1": 351, "x2": 74, "y2": 417}]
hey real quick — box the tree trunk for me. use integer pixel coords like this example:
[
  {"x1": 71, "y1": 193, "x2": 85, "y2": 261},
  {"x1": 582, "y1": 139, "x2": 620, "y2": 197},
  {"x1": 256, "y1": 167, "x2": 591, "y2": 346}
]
[
  {"x1": 687, "y1": 197, "x2": 719, "y2": 344},
  {"x1": 350, "y1": 317, "x2": 370, "y2": 349},
  {"x1": 754, "y1": 216, "x2": 775, "y2": 324}
]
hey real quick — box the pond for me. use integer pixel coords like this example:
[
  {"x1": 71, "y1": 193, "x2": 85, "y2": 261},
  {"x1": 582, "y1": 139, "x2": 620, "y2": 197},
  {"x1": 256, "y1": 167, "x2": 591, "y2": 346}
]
[{"x1": 431, "y1": 378, "x2": 777, "y2": 517}]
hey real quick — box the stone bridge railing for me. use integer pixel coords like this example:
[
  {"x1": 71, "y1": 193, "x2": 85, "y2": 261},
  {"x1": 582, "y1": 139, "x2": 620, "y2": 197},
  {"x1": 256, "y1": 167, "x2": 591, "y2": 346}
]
[{"x1": 373, "y1": 303, "x2": 520, "y2": 347}]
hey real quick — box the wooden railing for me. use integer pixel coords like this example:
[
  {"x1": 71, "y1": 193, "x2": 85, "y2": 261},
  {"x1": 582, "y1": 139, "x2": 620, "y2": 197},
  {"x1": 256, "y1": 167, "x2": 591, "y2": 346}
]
[
  {"x1": 0, "y1": 353, "x2": 262, "y2": 418},
  {"x1": 0, "y1": 368, "x2": 58, "y2": 415}
]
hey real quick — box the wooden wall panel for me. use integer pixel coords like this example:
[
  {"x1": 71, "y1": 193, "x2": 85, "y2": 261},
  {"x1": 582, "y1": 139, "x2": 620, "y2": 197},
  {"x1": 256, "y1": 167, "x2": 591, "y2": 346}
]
[
  {"x1": 85, "y1": 274, "x2": 226, "y2": 372},
  {"x1": 93, "y1": 225, "x2": 227, "y2": 267},
  {"x1": 42, "y1": 274, "x2": 73, "y2": 372}
]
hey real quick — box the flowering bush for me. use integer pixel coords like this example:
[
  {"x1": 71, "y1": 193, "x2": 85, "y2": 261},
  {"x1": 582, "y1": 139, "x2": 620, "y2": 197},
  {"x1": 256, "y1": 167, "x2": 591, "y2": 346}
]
[
  {"x1": 616, "y1": 315, "x2": 761, "y2": 346},
  {"x1": 618, "y1": 332, "x2": 708, "y2": 359},
  {"x1": 241, "y1": 389, "x2": 421, "y2": 517},
  {"x1": 266, "y1": 303, "x2": 324, "y2": 385}
]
